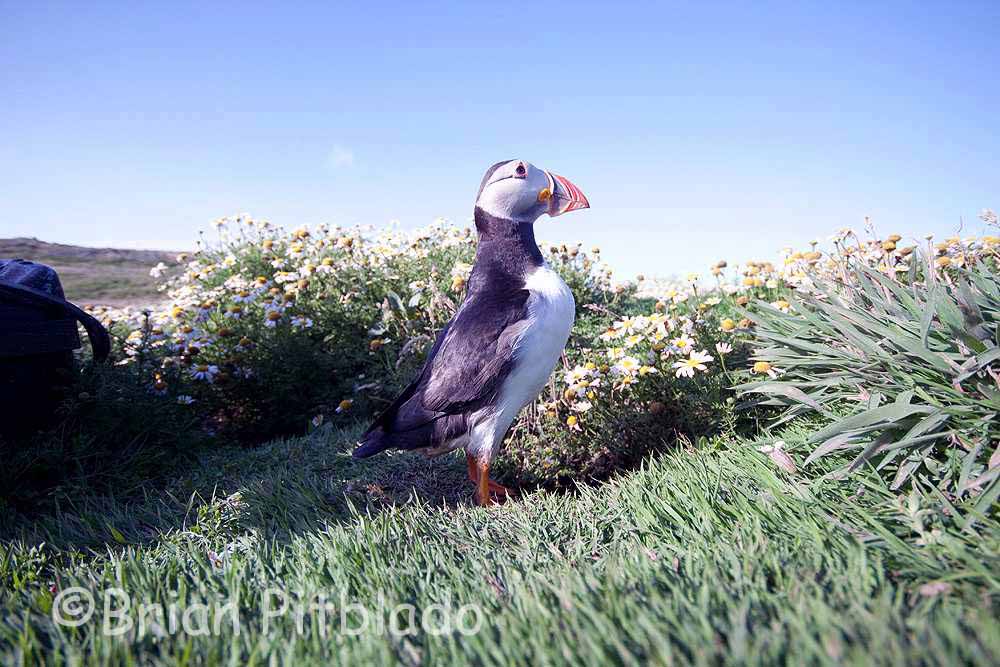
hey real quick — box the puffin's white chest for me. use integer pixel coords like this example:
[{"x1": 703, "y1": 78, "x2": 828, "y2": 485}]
[{"x1": 512, "y1": 264, "x2": 576, "y2": 402}]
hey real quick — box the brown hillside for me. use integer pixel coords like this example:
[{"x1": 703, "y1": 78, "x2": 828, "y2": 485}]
[{"x1": 0, "y1": 237, "x2": 184, "y2": 307}]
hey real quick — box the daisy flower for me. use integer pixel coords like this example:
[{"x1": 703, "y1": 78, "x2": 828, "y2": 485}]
[
  {"x1": 606, "y1": 347, "x2": 626, "y2": 362},
  {"x1": 615, "y1": 375, "x2": 639, "y2": 390},
  {"x1": 624, "y1": 334, "x2": 645, "y2": 348},
  {"x1": 564, "y1": 365, "x2": 592, "y2": 384},
  {"x1": 649, "y1": 327, "x2": 668, "y2": 344},
  {"x1": 752, "y1": 361, "x2": 779, "y2": 378},
  {"x1": 671, "y1": 336, "x2": 693, "y2": 352},
  {"x1": 599, "y1": 327, "x2": 622, "y2": 341},
  {"x1": 648, "y1": 313, "x2": 669, "y2": 327},
  {"x1": 232, "y1": 290, "x2": 255, "y2": 304},
  {"x1": 611, "y1": 356, "x2": 641, "y2": 376},
  {"x1": 614, "y1": 317, "x2": 641, "y2": 334},
  {"x1": 672, "y1": 350, "x2": 713, "y2": 378},
  {"x1": 190, "y1": 364, "x2": 219, "y2": 382}
]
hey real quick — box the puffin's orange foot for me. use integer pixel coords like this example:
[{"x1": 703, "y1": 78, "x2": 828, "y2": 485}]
[{"x1": 487, "y1": 480, "x2": 512, "y2": 500}]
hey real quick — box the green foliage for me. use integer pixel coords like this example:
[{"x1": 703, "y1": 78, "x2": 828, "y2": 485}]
[
  {"x1": 0, "y1": 359, "x2": 206, "y2": 512},
  {"x1": 1, "y1": 425, "x2": 996, "y2": 665},
  {"x1": 3, "y1": 221, "x2": 999, "y2": 664},
  {"x1": 739, "y1": 255, "x2": 999, "y2": 507}
]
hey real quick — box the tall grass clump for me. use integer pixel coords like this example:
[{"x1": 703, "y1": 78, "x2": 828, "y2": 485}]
[{"x1": 740, "y1": 251, "x2": 999, "y2": 512}]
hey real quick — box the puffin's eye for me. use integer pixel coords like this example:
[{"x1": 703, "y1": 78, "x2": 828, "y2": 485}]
[{"x1": 514, "y1": 163, "x2": 527, "y2": 178}]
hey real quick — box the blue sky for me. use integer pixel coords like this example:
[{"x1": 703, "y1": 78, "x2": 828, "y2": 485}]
[{"x1": 2, "y1": 1, "x2": 998, "y2": 277}]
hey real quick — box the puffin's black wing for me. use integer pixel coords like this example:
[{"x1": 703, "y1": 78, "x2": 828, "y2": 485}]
[
  {"x1": 422, "y1": 287, "x2": 531, "y2": 412},
  {"x1": 353, "y1": 286, "x2": 530, "y2": 457}
]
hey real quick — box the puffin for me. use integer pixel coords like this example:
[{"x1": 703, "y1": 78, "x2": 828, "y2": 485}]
[{"x1": 353, "y1": 159, "x2": 590, "y2": 505}]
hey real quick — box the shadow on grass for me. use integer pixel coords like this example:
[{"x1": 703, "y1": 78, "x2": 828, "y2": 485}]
[{"x1": 0, "y1": 422, "x2": 485, "y2": 554}]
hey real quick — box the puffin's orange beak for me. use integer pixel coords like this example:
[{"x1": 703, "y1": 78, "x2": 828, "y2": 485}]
[{"x1": 544, "y1": 171, "x2": 590, "y2": 217}]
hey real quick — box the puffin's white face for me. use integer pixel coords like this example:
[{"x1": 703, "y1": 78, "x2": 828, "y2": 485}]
[{"x1": 475, "y1": 159, "x2": 590, "y2": 223}]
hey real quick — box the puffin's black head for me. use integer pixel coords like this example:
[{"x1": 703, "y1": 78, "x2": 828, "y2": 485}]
[{"x1": 475, "y1": 159, "x2": 590, "y2": 224}]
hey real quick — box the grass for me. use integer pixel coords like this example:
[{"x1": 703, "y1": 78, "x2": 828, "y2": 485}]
[
  {"x1": 5, "y1": 222, "x2": 995, "y2": 665},
  {"x1": 1, "y1": 422, "x2": 996, "y2": 665}
]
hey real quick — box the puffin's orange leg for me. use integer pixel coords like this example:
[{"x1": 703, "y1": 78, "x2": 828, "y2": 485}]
[
  {"x1": 477, "y1": 459, "x2": 492, "y2": 506},
  {"x1": 482, "y1": 459, "x2": 516, "y2": 505},
  {"x1": 469, "y1": 453, "x2": 512, "y2": 505}
]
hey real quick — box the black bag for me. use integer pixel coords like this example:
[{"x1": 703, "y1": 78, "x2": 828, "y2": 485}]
[{"x1": 0, "y1": 259, "x2": 111, "y2": 435}]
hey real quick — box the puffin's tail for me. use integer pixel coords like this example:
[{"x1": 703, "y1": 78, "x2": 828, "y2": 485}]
[{"x1": 352, "y1": 427, "x2": 390, "y2": 459}]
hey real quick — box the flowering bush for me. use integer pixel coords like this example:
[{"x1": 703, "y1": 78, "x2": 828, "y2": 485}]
[
  {"x1": 83, "y1": 217, "x2": 620, "y2": 446},
  {"x1": 495, "y1": 288, "x2": 756, "y2": 486},
  {"x1": 87, "y1": 218, "x2": 473, "y2": 440},
  {"x1": 64, "y1": 211, "x2": 1000, "y2": 492}
]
